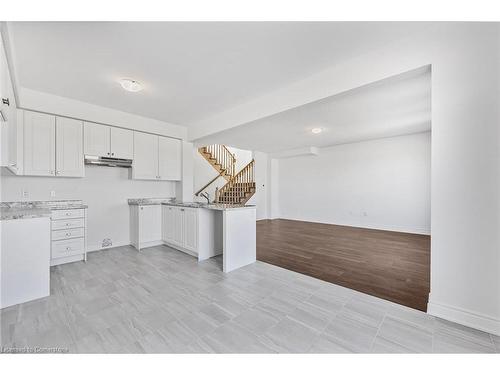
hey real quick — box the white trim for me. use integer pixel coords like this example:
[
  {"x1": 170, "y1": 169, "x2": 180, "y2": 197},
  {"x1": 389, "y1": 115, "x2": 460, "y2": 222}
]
[
  {"x1": 50, "y1": 254, "x2": 84, "y2": 266},
  {"x1": 163, "y1": 240, "x2": 198, "y2": 258},
  {"x1": 428, "y1": 299, "x2": 500, "y2": 336},
  {"x1": 273, "y1": 216, "x2": 431, "y2": 235},
  {"x1": 86, "y1": 240, "x2": 131, "y2": 253},
  {"x1": 135, "y1": 240, "x2": 164, "y2": 250}
]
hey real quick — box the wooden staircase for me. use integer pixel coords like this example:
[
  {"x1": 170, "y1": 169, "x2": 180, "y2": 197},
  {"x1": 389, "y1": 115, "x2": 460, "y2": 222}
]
[
  {"x1": 198, "y1": 145, "x2": 235, "y2": 181},
  {"x1": 197, "y1": 145, "x2": 255, "y2": 205},
  {"x1": 216, "y1": 160, "x2": 255, "y2": 205}
]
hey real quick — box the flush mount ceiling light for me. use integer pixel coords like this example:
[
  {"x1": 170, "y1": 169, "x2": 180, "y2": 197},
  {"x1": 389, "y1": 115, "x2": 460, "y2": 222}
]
[
  {"x1": 119, "y1": 78, "x2": 143, "y2": 92},
  {"x1": 311, "y1": 127, "x2": 323, "y2": 134}
]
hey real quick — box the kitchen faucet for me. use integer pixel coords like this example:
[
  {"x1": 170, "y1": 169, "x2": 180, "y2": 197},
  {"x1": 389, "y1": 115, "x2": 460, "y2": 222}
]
[{"x1": 200, "y1": 192, "x2": 210, "y2": 204}]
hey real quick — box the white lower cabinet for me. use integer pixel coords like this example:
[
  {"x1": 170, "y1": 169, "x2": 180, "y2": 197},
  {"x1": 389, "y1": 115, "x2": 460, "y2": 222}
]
[
  {"x1": 1, "y1": 217, "x2": 50, "y2": 309},
  {"x1": 129, "y1": 204, "x2": 163, "y2": 251},
  {"x1": 50, "y1": 208, "x2": 87, "y2": 266},
  {"x1": 183, "y1": 208, "x2": 198, "y2": 253},
  {"x1": 130, "y1": 204, "x2": 219, "y2": 260},
  {"x1": 162, "y1": 206, "x2": 198, "y2": 255}
]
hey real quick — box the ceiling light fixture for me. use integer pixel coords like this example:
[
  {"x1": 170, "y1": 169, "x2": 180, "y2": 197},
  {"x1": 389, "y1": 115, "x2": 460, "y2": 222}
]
[
  {"x1": 311, "y1": 127, "x2": 323, "y2": 134},
  {"x1": 119, "y1": 78, "x2": 143, "y2": 92}
]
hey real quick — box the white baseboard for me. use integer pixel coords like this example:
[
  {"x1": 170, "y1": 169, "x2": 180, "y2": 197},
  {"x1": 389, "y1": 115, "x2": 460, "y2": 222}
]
[
  {"x1": 274, "y1": 216, "x2": 430, "y2": 235},
  {"x1": 86, "y1": 240, "x2": 131, "y2": 253},
  {"x1": 137, "y1": 240, "x2": 165, "y2": 250},
  {"x1": 428, "y1": 299, "x2": 500, "y2": 336},
  {"x1": 50, "y1": 254, "x2": 84, "y2": 266}
]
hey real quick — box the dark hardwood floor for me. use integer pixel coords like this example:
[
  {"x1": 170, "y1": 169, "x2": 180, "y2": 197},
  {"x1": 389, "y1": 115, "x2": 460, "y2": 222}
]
[{"x1": 256, "y1": 219, "x2": 430, "y2": 311}]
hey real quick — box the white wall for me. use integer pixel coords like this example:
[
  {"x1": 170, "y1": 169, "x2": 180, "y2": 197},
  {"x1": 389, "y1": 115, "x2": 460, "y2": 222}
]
[
  {"x1": 188, "y1": 24, "x2": 500, "y2": 335},
  {"x1": 1, "y1": 166, "x2": 176, "y2": 251},
  {"x1": 252, "y1": 151, "x2": 270, "y2": 220},
  {"x1": 19, "y1": 88, "x2": 187, "y2": 140},
  {"x1": 277, "y1": 132, "x2": 431, "y2": 234}
]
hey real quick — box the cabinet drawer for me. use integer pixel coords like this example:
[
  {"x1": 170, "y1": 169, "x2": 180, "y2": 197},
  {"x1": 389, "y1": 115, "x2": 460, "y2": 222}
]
[
  {"x1": 51, "y1": 209, "x2": 85, "y2": 220},
  {"x1": 51, "y1": 218, "x2": 84, "y2": 230},
  {"x1": 52, "y1": 227, "x2": 84, "y2": 241},
  {"x1": 51, "y1": 238, "x2": 84, "y2": 259}
]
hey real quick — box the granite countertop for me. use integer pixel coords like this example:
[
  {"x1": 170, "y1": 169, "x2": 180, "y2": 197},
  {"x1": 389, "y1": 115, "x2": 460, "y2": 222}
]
[
  {"x1": 128, "y1": 198, "x2": 174, "y2": 206},
  {"x1": 0, "y1": 200, "x2": 88, "y2": 221},
  {"x1": 162, "y1": 201, "x2": 256, "y2": 211},
  {"x1": 0, "y1": 207, "x2": 52, "y2": 221}
]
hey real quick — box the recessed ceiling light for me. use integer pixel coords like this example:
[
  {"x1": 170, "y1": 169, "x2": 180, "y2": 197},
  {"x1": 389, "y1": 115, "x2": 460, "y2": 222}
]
[
  {"x1": 311, "y1": 127, "x2": 323, "y2": 134},
  {"x1": 119, "y1": 78, "x2": 143, "y2": 92}
]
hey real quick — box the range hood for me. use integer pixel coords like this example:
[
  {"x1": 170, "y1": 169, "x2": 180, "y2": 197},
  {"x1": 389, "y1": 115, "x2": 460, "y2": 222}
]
[{"x1": 84, "y1": 155, "x2": 133, "y2": 168}]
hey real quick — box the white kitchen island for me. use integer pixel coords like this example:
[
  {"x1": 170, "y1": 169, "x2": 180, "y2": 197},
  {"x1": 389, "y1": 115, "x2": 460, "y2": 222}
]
[{"x1": 128, "y1": 199, "x2": 257, "y2": 273}]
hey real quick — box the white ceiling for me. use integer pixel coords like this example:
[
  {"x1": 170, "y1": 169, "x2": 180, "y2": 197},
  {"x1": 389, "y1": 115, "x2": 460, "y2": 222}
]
[
  {"x1": 8, "y1": 22, "x2": 431, "y2": 126},
  {"x1": 196, "y1": 67, "x2": 431, "y2": 153}
]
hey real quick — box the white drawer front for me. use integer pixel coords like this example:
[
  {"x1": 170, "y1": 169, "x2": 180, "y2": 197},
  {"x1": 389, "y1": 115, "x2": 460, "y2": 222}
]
[
  {"x1": 52, "y1": 227, "x2": 85, "y2": 241},
  {"x1": 51, "y1": 218, "x2": 84, "y2": 230},
  {"x1": 52, "y1": 209, "x2": 85, "y2": 220},
  {"x1": 52, "y1": 238, "x2": 85, "y2": 259}
]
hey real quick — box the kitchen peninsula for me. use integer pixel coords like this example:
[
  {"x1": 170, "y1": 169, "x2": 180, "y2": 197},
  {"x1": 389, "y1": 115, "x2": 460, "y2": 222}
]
[{"x1": 128, "y1": 199, "x2": 256, "y2": 273}]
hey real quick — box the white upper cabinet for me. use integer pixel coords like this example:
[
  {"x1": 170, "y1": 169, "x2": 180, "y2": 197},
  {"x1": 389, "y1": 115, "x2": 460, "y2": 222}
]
[
  {"x1": 23, "y1": 111, "x2": 56, "y2": 176},
  {"x1": 110, "y1": 127, "x2": 133, "y2": 159},
  {"x1": 84, "y1": 122, "x2": 109, "y2": 157},
  {"x1": 158, "y1": 136, "x2": 181, "y2": 181},
  {"x1": 132, "y1": 131, "x2": 158, "y2": 180},
  {"x1": 55, "y1": 117, "x2": 84, "y2": 177},
  {"x1": 84, "y1": 122, "x2": 133, "y2": 159},
  {"x1": 133, "y1": 133, "x2": 182, "y2": 181}
]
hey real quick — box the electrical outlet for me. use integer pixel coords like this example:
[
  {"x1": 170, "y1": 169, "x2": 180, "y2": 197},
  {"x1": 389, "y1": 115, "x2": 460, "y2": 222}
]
[
  {"x1": 21, "y1": 189, "x2": 29, "y2": 199},
  {"x1": 102, "y1": 238, "x2": 112, "y2": 248},
  {"x1": 50, "y1": 190, "x2": 56, "y2": 198}
]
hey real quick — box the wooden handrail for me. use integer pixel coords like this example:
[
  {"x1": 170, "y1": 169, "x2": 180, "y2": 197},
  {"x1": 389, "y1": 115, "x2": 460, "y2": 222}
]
[{"x1": 195, "y1": 171, "x2": 224, "y2": 196}]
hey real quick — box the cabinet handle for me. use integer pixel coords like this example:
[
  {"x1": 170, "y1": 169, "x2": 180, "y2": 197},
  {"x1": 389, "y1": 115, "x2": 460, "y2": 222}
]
[
  {"x1": 2, "y1": 98, "x2": 9, "y2": 106},
  {"x1": 111, "y1": 152, "x2": 114, "y2": 156},
  {"x1": 158, "y1": 176, "x2": 161, "y2": 179},
  {"x1": 66, "y1": 233, "x2": 71, "y2": 236},
  {"x1": 66, "y1": 247, "x2": 71, "y2": 251}
]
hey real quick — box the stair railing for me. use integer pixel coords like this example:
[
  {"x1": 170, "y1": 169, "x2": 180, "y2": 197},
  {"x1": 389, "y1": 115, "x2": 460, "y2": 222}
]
[
  {"x1": 194, "y1": 170, "x2": 225, "y2": 197},
  {"x1": 216, "y1": 159, "x2": 255, "y2": 205},
  {"x1": 202, "y1": 144, "x2": 236, "y2": 178}
]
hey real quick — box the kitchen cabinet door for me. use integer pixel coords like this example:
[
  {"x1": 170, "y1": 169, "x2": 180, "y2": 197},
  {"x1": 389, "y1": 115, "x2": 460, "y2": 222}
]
[
  {"x1": 162, "y1": 205, "x2": 175, "y2": 243},
  {"x1": 172, "y1": 207, "x2": 184, "y2": 247},
  {"x1": 158, "y1": 136, "x2": 181, "y2": 181},
  {"x1": 56, "y1": 117, "x2": 84, "y2": 177},
  {"x1": 84, "y1": 122, "x2": 110, "y2": 157},
  {"x1": 139, "y1": 205, "x2": 162, "y2": 243},
  {"x1": 23, "y1": 111, "x2": 56, "y2": 176},
  {"x1": 132, "y1": 132, "x2": 158, "y2": 180},
  {"x1": 183, "y1": 208, "x2": 198, "y2": 253},
  {"x1": 110, "y1": 127, "x2": 133, "y2": 159}
]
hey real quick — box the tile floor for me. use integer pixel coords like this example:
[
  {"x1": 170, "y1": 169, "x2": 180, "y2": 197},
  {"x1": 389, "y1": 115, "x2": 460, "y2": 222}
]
[{"x1": 1, "y1": 245, "x2": 498, "y2": 353}]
